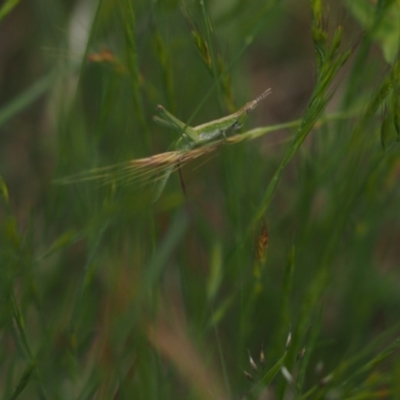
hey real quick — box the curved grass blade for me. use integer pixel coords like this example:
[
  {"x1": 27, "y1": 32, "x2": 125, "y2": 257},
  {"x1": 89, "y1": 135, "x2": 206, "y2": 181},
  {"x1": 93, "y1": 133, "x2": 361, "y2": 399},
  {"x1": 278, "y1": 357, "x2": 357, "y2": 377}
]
[
  {"x1": 10, "y1": 361, "x2": 36, "y2": 400},
  {"x1": 250, "y1": 351, "x2": 288, "y2": 397},
  {"x1": 0, "y1": 69, "x2": 61, "y2": 130}
]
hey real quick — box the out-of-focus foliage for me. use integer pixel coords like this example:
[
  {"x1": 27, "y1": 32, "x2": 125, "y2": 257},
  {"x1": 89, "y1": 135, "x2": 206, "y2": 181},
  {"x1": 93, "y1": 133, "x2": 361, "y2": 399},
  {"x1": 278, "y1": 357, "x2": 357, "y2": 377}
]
[{"x1": 0, "y1": 0, "x2": 399, "y2": 399}]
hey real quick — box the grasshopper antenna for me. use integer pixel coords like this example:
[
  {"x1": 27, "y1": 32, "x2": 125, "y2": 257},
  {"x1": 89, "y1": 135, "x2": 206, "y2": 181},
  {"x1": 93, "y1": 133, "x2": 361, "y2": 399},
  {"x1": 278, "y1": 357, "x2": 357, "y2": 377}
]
[
  {"x1": 246, "y1": 88, "x2": 272, "y2": 114},
  {"x1": 256, "y1": 88, "x2": 272, "y2": 103}
]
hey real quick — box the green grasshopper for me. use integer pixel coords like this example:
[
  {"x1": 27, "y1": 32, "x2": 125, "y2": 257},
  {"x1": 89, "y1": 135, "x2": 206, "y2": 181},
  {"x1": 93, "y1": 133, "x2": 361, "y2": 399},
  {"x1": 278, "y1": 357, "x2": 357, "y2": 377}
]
[
  {"x1": 54, "y1": 89, "x2": 271, "y2": 200},
  {"x1": 152, "y1": 88, "x2": 271, "y2": 202}
]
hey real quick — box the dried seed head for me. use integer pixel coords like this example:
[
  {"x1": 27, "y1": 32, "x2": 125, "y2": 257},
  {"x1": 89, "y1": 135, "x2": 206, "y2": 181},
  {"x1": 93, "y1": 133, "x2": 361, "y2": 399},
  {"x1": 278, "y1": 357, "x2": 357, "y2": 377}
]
[
  {"x1": 248, "y1": 349, "x2": 258, "y2": 372},
  {"x1": 243, "y1": 370, "x2": 254, "y2": 382}
]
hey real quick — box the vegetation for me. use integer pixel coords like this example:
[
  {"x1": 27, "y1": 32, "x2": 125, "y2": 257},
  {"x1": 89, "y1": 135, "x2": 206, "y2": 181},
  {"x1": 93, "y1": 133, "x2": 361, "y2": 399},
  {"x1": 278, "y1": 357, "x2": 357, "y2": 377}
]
[{"x1": 0, "y1": 0, "x2": 400, "y2": 398}]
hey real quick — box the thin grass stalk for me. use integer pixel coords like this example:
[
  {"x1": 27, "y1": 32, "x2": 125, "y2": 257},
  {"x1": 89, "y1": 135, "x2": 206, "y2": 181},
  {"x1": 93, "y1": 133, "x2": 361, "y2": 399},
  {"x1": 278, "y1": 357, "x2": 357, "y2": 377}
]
[{"x1": 118, "y1": 0, "x2": 148, "y2": 136}]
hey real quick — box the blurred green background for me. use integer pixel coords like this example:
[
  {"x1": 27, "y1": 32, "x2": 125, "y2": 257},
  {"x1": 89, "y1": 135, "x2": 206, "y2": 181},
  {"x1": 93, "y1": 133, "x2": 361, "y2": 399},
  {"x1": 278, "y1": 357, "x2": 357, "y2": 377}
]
[{"x1": 1, "y1": 0, "x2": 400, "y2": 398}]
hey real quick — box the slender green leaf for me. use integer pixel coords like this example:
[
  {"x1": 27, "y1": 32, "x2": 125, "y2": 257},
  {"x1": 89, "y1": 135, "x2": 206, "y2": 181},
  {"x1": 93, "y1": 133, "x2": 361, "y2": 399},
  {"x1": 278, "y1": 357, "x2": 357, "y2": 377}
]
[{"x1": 0, "y1": 0, "x2": 19, "y2": 23}]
